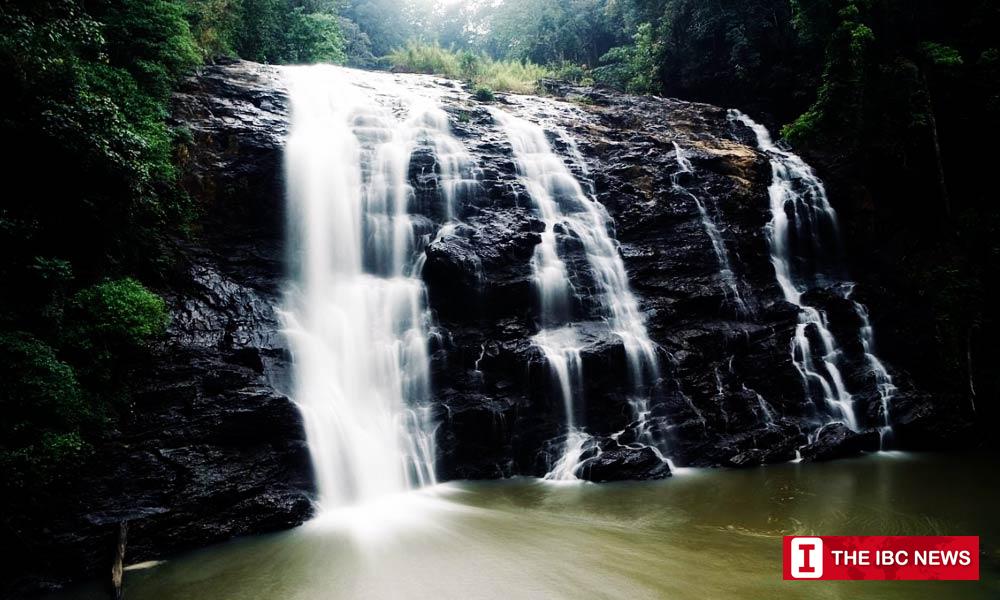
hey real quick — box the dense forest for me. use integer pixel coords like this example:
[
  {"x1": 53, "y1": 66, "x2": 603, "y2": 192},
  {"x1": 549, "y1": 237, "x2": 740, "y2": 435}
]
[{"x1": 1, "y1": 0, "x2": 998, "y2": 579}]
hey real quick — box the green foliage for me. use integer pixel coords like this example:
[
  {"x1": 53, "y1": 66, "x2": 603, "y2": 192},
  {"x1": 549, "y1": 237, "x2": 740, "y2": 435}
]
[
  {"x1": 475, "y1": 56, "x2": 549, "y2": 94},
  {"x1": 473, "y1": 86, "x2": 496, "y2": 102},
  {"x1": 458, "y1": 50, "x2": 481, "y2": 80},
  {"x1": 780, "y1": 5, "x2": 869, "y2": 145},
  {"x1": 0, "y1": 332, "x2": 92, "y2": 491},
  {"x1": 56, "y1": 278, "x2": 168, "y2": 413},
  {"x1": 235, "y1": 0, "x2": 347, "y2": 64},
  {"x1": 921, "y1": 42, "x2": 963, "y2": 68},
  {"x1": 0, "y1": 333, "x2": 88, "y2": 434},
  {"x1": 97, "y1": 0, "x2": 201, "y2": 98},
  {"x1": 68, "y1": 278, "x2": 170, "y2": 353},
  {"x1": 555, "y1": 0, "x2": 818, "y2": 112},
  {"x1": 343, "y1": 0, "x2": 418, "y2": 57},
  {"x1": 356, "y1": 0, "x2": 618, "y2": 78},
  {"x1": 185, "y1": 0, "x2": 242, "y2": 59},
  {"x1": 479, "y1": 0, "x2": 617, "y2": 67},
  {"x1": 286, "y1": 9, "x2": 346, "y2": 63},
  {"x1": 234, "y1": 0, "x2": 286, "y2": 62},
  {"x1": 0, "y1": 2, "x2": 197, "y2": 325},
  {"x1": 781, "y1": 106, "x2": 823, "y2": 144},
  {"x1": 389, "y1": 41, "x2": 463, "y2": 78},
  {"x1": 593, "y1": 22, "x2": 660, "y2": 94},
  {"x1": 338, "y1": 14, "x2": 375, "y2": 67},
  {"x1": 549, "y1": 60, "x2": 591, "y2": 84},
  {"x1": 388, "y1": 41, "x2": 549, "y2": 93}
]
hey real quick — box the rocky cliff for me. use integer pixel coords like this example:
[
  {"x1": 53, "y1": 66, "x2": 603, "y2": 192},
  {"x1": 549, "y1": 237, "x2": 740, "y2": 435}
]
[{"x1": 11, "y1": 59, "x2": 976, "y2": 594}]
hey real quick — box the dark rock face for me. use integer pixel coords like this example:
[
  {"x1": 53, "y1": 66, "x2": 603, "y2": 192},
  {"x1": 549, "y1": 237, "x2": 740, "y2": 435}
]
[
  {"x1": 14, "y1": 60, "x2": 976, "y2": 594},
  {"x1": 129, "y1": 62, "x2": 315, "y2": 561},
  {"x1": 417, "y1": 79, "x2": 971, "y2": 482},
  {"x1": 171, "y1": 59, "x2": 289, "y2": 241}
]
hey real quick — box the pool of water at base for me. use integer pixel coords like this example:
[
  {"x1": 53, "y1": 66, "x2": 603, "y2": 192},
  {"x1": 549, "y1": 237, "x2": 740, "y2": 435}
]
[{"x1": 51, "y1": 452, "x2": 999, "y2": 599}]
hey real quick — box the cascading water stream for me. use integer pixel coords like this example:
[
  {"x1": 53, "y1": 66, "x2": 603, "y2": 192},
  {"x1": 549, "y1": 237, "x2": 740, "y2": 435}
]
[
  {"x1": 730, "y1": 110, "x2": 896, "y2": 444},
  {"x1": 280, "y1": 65, "x2": 472, "y2": 511},
  {"x1": 851, "y1": 288, "x2": 898, "y2": 447},
  {"x1": 490, "y1": 107, "x2": 662, "y2": 479},
  {"x1": 671, "y1": 142, "x2": 749, "y2": 315},
  {"x1": 417, "y1": 109, "x2": 479, "y2": 223}
]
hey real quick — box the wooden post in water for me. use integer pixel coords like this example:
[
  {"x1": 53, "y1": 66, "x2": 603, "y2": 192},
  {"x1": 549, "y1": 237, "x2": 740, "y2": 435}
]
[{"x1": 110, "y1": 521, "x2": 127, "y2": 600}]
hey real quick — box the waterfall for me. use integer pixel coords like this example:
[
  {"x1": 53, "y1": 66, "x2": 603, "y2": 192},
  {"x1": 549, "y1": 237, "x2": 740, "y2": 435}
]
[
  {"x1": 852, "y1": 291, "x2": 898, "y2": 447},
  {"x1": 280, "y1": 65, "x2": 471, "y2": 510},
  {"x1": 417, "y1": 109, "x2": 479, "y2": 222},
  {"x1": 671, "y1": 142, "x2": 750, "y2": 315},
  {"x1": 730, "y1": 110, "x2": 896, "y2": 443},
  {"x1": 490, "y1": 107, "x2": 661, "y2": 479}
]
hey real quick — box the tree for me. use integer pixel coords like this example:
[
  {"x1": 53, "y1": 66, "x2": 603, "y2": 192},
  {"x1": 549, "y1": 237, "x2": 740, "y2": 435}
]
[
  {"x1": 593, "y1": 22, "x2": 661, "y2": 93},
  {"x1": 482, "y1": 0, "x2": 616, "y2": 66}
]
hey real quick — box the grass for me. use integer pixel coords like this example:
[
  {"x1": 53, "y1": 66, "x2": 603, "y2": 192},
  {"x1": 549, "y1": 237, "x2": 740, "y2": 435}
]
[{"x1": 387, "y1": 41, "x2": 549, "y2": 94}]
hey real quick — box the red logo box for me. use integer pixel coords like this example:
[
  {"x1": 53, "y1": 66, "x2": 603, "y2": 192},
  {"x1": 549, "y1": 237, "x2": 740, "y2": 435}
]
[{"x1": 783, "y1": 536, "x2": 979, "y2": 580}]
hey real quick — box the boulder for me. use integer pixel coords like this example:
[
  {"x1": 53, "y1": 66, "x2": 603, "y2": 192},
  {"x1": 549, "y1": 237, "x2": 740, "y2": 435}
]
[
  {"x1": 799, "y1": 423, "x2": 880, "y2": 462},
  {"x1": 579, "y1": 446, "x2": 672, "y2": 482}
]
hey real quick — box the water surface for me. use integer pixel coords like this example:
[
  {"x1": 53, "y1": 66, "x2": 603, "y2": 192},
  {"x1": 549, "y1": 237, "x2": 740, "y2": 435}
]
[{"x1": 57, "y1": 453, "x2": 999, "y2": 599}]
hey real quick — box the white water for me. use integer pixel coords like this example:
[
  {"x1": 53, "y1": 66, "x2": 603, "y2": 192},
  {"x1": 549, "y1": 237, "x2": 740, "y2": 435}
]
[
  {"x1": 672, "y1": 142, "x2": 749, "y2": 315},
  {"x1": 281, "y1": 65, "x2": 472, "y2": 510},
  {"x1": 744, "y1": 384, "x2": 776, "y2": 426},
  {"x1": 419, "y1": 110, "x2": 479, "y2": 223},
  {"x1": 852, "y1": 291, "x2": 898, "y2": 448},
  {"x1": 731, "y1": 110, "x2": 895, "y2": 439},
  {"x1": 491, "y1": 107, "x2": 661, "y2": 479},
  {"x1": 728, "y1": 113, "x2": 841, "y2": 303}
]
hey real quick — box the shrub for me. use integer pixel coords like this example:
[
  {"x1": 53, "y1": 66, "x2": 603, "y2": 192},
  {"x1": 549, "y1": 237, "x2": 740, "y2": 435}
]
[
  {"x1": 781, "y1": 107, "x2": 823, "y2": 144},
  {"x1": 96, "y1": 0, "x2": 201, "y2": 99},
  {"x1": 549, "y1": 61, "x2": 589, "y2": 83},
  {"x1": 592, "y1": 23, "x2": 661, "y2": 94},
  {"x1": 920, "y1": 42, "x2": 963, "y2": 68},
  {"x1": 474, "y1": 86, "x2": 496, "y2": 102},
  {"x1": 388, "y1": 41, "x2": 463, "y2": 78},
  {"x1": 0, "y1": 332, "x2": 92, "y2": 491},
  {"x1": 388, "y1": 41, "x2": 549, "y2": 93},
  {"x1": 476, "y1": 58, "x2": 549, "y2": 94},
  {"x1": 68, "y1": 278, "x2": 170, "y2": 354},
  {"x1": 458, "y1": 50, "x2": 481, "y2": 79}
]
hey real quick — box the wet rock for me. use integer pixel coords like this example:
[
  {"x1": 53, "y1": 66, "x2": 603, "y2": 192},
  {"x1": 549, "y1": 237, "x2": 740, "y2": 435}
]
[
  {"x1": 423, "y1": 236, "x2": 484, "y2": 305},
  {"x1": 170, "y1": 61, "x2": 288, "y2": 241},
  {"x1": 578, "y1": 446, "x2": 672, "y2": 482},
  {"x1": 726, "y1": 448, "x2": 769, "y2": 468},
  {"x1": 890, "y1": 389, "x2": 978, "y2": 450},
  {"x1": 434, "y1": 389, "x2": 530, "y2": 479},
  {"x1": 799, "y1": 423, "x2": 880, "y2": 462}
]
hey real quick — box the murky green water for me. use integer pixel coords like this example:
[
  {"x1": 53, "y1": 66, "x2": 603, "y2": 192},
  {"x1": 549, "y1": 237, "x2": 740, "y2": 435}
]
[{"x1": 55, "y1": 453, "x2": 999, "y2": 599}]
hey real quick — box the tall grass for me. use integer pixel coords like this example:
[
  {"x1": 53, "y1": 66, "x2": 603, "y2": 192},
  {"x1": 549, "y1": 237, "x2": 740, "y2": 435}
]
[{"x1": 388, "y1": 41, "x2": 549, "y2": 94}]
